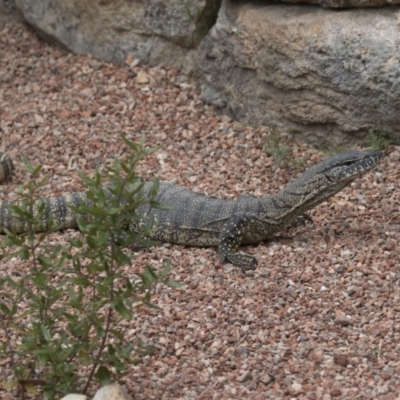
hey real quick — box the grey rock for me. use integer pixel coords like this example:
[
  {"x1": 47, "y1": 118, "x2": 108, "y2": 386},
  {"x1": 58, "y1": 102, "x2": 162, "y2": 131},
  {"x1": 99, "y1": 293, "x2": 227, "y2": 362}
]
[
  {"x1": 273, "y1": 0, "x2": 400, "y2": 7},
  {"x1": 0, "y1": 0, "x2": 23, "y2": 27},
  {"x1": 201, "y1": 83, "x2": 227, "y2": 108},
  {"x1": 13, "y1": 0, "x2": 211, "y2": 67},
  {"x1": 236, "y1": 371, "x2": 253, "y2": 383},
  {"x1": 196, "y1": 1, "x2": 400, "y2": 145}
]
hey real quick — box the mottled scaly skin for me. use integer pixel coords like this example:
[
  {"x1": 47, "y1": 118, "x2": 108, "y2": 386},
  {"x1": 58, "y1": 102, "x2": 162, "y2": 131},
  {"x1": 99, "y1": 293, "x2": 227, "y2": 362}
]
[
  {"x1": 0, "y1": 153, "x2": 13, "y2": 183},
  {"x1": 0, "y1": 150, "x2": 382, "y2": 271}
]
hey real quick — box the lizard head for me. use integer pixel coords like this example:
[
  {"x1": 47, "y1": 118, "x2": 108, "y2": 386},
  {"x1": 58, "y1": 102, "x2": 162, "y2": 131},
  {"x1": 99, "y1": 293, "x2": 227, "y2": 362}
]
[
  {"x1": 281, "y1": 150, "x2": 383, "y2": 213},
  {"x1": 316, "y1": 150, "x2": 383, "y2": 187}
]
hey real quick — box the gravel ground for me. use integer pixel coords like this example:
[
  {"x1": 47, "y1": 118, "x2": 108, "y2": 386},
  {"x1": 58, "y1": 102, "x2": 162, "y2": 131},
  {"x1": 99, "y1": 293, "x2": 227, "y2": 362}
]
[{"x1": 1, "y1": 23, "x2": 400, "y2": 400}]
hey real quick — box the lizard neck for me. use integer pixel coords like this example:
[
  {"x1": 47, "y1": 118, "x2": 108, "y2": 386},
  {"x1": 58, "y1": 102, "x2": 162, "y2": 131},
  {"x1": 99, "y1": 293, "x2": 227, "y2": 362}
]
[{"x1": 260, "y1": 172, "x2": 351, "y2": 226}]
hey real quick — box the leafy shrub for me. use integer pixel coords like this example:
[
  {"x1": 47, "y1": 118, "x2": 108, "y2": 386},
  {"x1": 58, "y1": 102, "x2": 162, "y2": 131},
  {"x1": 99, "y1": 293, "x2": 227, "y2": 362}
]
[{"x1": 0, "y1": 135, "x2": 182, "y2": 399}]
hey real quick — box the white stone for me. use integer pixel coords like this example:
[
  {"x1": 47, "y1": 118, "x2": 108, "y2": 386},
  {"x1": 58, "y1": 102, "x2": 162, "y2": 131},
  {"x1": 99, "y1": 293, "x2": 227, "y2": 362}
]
[
  {"x1": 92, "y1": 383, "x2": 132, "y2": 400},
  {"x1": 60, "y1": 395, "x2": 87, "y2": 400}
]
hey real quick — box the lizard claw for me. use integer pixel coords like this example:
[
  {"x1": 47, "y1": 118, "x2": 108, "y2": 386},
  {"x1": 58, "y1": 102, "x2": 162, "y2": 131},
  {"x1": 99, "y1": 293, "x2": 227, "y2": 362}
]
[{"x1": 229, "y1": 252, "x2": 258, "y2": 273}]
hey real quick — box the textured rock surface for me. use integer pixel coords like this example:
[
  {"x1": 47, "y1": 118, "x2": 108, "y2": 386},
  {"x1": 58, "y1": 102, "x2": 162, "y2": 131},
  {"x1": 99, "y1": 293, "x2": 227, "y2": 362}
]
[
  {"x1": 196, "y1": 1, "x2": 400, "y2": 145},
  {"x1": 13, "y1": 0, "x2": 212, "y2": 68},
  {"x1": 0, "y1": 0, "x2": 22, "y2": 26},
  {"x1": 274, "y1": 0, "x2": 400, "y2": 7}
]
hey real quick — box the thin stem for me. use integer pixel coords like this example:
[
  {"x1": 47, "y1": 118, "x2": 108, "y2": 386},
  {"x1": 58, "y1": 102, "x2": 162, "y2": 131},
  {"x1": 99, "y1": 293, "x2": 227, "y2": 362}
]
[{"x1": 82, "y1": 306, "x2": 113, "y2": 394}]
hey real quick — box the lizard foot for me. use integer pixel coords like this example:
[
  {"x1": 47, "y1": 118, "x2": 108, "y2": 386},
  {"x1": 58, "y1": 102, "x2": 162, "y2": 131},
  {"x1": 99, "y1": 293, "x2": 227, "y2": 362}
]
[
  {"x1": 296, "y1": 213, "x2": 313, "y2": 225},
  {"x1": 219, "y1": 249, "x2": 258, "y2": 273}
]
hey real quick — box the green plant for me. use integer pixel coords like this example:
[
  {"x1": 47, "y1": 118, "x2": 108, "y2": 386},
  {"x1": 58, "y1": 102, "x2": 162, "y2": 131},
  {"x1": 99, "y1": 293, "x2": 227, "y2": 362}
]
[
  {"x1": 0, "y1": 135, "x2": 183, "y2": 399},
  {"x1": 264, "y1": 130, "x2": 290, "y2": 165},
  {"x1": 286, "y1": 128, "x2": 303, "y2": 135},
  {"x1": 314, "y1": 143, "x2": 346, "y2": 156},
  {"x1": 363, "y1": 129, "x2": 394, "y2": 150},
  {"x1": 290, "y1": 157, "x2": 307, "y2": 170},
  {"x1": 263, "y1": 130, "x2": 310, "y2": 170}
]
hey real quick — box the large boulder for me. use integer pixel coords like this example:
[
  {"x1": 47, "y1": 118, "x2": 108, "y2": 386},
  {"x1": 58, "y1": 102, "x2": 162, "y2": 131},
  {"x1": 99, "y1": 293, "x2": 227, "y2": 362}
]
[
  {"x1": 196, "y1": 1, "x2": 400, "y2": 145},
  {"x1": 274, "y1": 0, "x2": 400, "y2": 7},
  {"x1": 13, "y1": 0, "x2": 218, "y2": 68}
]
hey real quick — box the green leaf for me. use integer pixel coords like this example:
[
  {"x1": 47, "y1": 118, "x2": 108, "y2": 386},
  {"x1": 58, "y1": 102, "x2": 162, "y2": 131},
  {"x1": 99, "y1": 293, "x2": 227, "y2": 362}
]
[
  {"x1": 149, "y1": 201, "x2": 172, "y2": 210},
  {"x1": 109, "y1": 329, "x2": 124, "y2": 341},
  {"x1": 112, "y1": 248, "x2": 132, "y2": 266},
  {"x1": 94, "y1": 169, "x2": 101, "y2": 187},
  {"x1": 95, "y1": 366, "x2": 113, "y2": 386},
  {"x1": 53, "y1": 253, "x2": 67, "y2": 270},
  {"x1": 112, "y1": 298, "x2": 131, "y2": 320},
  {"x1": 141, "y1": 265, "x2": 158, "y2": 285},
  {"x1": 162, "y1": 259, "x2": 171, "y2": 275},
  {"x1": 2, "y1": 230, "x2": 25, "y2": 246},
  {"x1": 67, "y1": 277, "x2": 91, "y2": 287},
  {"x1": 163, "y1": 279, "x2": 185, "y2": 288},
  {"x1": 77, "y1": 171, "x2": 96, "y2": 186},
  {"x1": 37, "y1": 174, "x2": 52, "y2": 187},
  {"x1": 31, "y1": 272, "x2": 48, "y2": 289},
  {"x1": 87, "y1": 262, "x2": 103, "y2": 274},
  {"x1": 142, "y1": 297, "x2": 161, "y2": 310},
  {"x1": 40, "y1": 325, "x2": 52, "y2": 342},
  {"x1": 68, "y1": 238, "x2": 83, "y2": 248},
  {"x1": 35, "y1": 349, "x2": 50, "y2": 366},
  {"x1": 15, "y1": 247, "x2": 30, "y2": 260},
  {"x1": 37, "y1": 254, "x2": 54, "y2": 269},
  {"x1": 120, "y1": 133, "x2": 139, "y2": 152},
  {"x1": 86, "y1": 236, "x2": 98, "y2": 249},
  {"x1": 107, "y1": 344, "x2": 116, "y2": 356},
  {"x1": 0, "y1": 275, "x2": 21, "y2": 289},
  {"x1": 0, "y1": 302, "x2": 11, "y2": 314},
  {"x1": 21, "y1": 157, "x2": 39, "y2": 175},
  {"x1": 120, "y1": 161, "x2": 130, "y2": 174},
  {"x1": 150, "y1": 178, "x2": 159, "y2": 196},
  {"x1": 7, "y1": 204, "x2": 29, "y2": 218},
  {"x1": 107, "y1": 206, "x2": 124, "y2": 215}
]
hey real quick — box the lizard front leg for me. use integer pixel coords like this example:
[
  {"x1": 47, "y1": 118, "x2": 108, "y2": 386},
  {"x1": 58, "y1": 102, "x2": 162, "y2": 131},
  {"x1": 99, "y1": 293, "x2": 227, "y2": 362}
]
[
  {"x1": 296, "y1": 213, "x2": 313, "y2": 225},
  {"x1": 218, "y1": 215, "x2": 258, "y2": 273}
]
